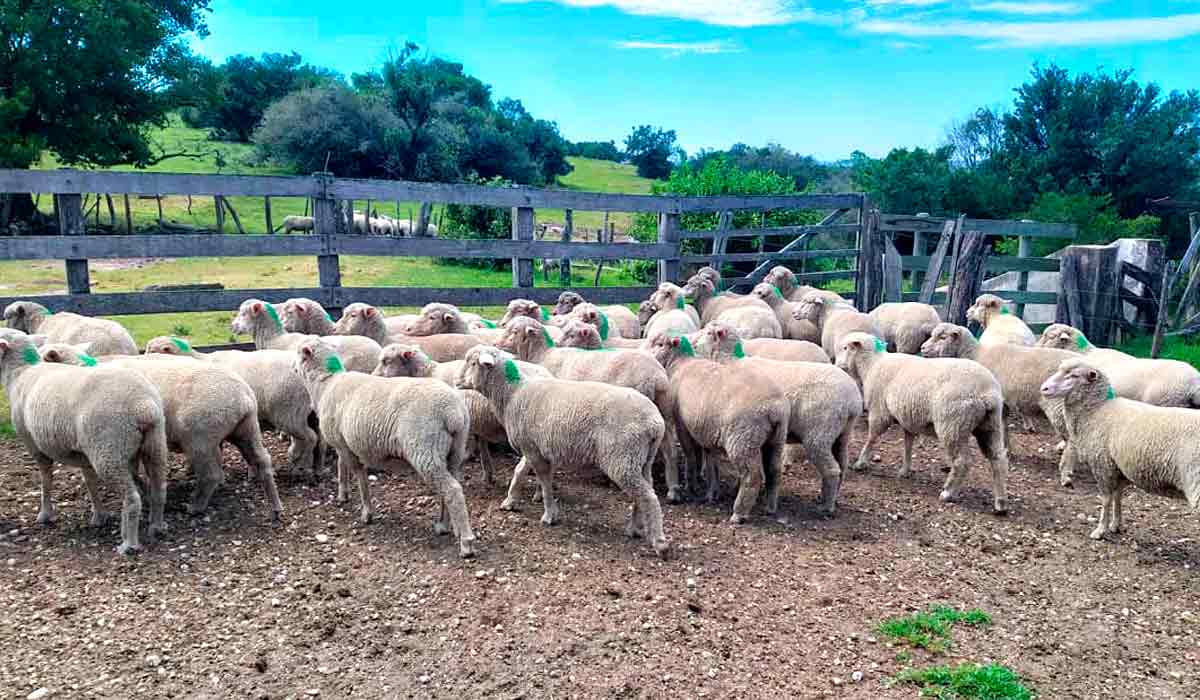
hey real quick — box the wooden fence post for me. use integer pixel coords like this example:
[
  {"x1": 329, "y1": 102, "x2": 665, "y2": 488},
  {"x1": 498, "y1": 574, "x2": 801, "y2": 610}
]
[
  {"x1": 560, "y1": 208, "x2": 573, "y2": 287},
  {"x1": 123, "y1": 194, "x2": 133, "y2": 234},
  {"x1": 911, "y1": 229, "x2": 926, "y2": 291},
  {"x1": 1015, "y1": 234, "x2": 1031, "y2": 319},
  {"x1": 512, "y1": 206, "x2": 535, "y2": 289},
  {"x1": 854, "y1": 205, "x2": 882, "y2": 312},
  {"x1": 946, "y1": 229, "x2": 989, "y2": 327},
  {"x1": 55, "y1": 193, "x2": 89, "y2": 295},
  {"x1": 883, "y1": 234, "x2": 902, "y2": 303},
  {"x1": 265, "y1": 196, "x2": 274, "y2": 234},
  {"x1": 312, "y1": 172, "x2": 345, "y2": 315},
  {"x1": 1151, "y1": 260, "x2": 1174, "y2": 358},
  {"x1": 1057, "y1": 244, "x2": 1122, "y2": 346},
  {"x1": 657, "y1": 212, "x2": 681, "y2": 285},
  {"x1": 919, "y1": 216, "x2": 961, "y2": 306},
  {"x1": 214, "y1": 195, "x2": 225, "y2": 234}
]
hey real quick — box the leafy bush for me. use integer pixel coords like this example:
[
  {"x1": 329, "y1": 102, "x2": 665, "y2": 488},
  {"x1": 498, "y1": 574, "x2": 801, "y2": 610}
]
[
  {"x1": 994, "y1": 192, "x2": 1162, "y2": 256},
  {"x1": 568, "y1": 140, "x2": 623, "y2": 162},
  {"x1": 436, "y1": 176, "x2": 514, "y2": 270}
]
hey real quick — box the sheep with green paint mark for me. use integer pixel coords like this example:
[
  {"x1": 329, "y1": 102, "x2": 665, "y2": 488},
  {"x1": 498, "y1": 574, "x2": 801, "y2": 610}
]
[
  {"x1": 232, "y1": 298, "x2": 382, "y2": 372},
  {"x1": 966, "y1": 294, "x2": 1035, "y2": 346},
  {"x1": 551, "y1": 292, "x2": 641, "y2": 338},
  {"x1": 646, "y1": 283, "x2": 701, "y2": 327},
  {"x1": 295, "y1": 338, "x2": 476, "y2": 558},
  {"x1": 836, "y1": 331, "x2": 1010, "y2": 513},
  {"x1": 638, "y1": 300, "x2": 699, "y2": 340},
  {"x1": 144, "y1": 336, "x2": 323, "y2": 482},
  {"x1": 750, "y1": 282, "x2": 820, "y2": 343},
  {"x1": 1042, "y1": 358, "x2": 1200, "y2": 540},
  {"x1": 335, "y1": 302, "x2": 481, "y2": 362},
  {"x1": 731, "y1": 336, "x2": 829, "y2": 364},
  {"x1": 0, "y1": 329, "x2": 168, "y2": 555},
  {"x1": 279, "y1": 297, "x2": 337, "y2": 335},
  {"x1": 1036, "y1": 323, "x2": 1200, "y2": 409},
  {"x1": 41, "y1": 342, "x2": 284, "y2": 520},
  {"x1": 793, "y1": 292, "x2": 881, "y2": 360},
  {"x1": 646, "y1": 331, "x2": 790, "y2": 521},
  {"x1": 691, "y1": 322, "x2": 862, "y2": 515},
  {"x1": 682, "y1": 274, "x2": 773, "y2": 327},
  {"x1": 566, "y1": 303, "x2": 644, "y2": 348},
  {"x1": 459, "y1": 345, "x2": 669, "y2": 557},
  {"x1": 4, "y1": 301, "x2": 137, "y2": 356},
  {"x1": 499, "y1": 317, "x2": 684, "y2": 502},
  {"x1": 869, "y1": 302, "x2": 941, "y2": 355},
  {"x1": 762, "y1": 266, "x2": 847, "y2": 304},
  {"x1": 373, "y1": 342, "x2": 551, "y2": 484}
]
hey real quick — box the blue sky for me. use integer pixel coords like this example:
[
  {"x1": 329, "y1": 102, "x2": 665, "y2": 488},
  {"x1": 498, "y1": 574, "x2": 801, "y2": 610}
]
[{"x1": 194, "y1": 1, "x2": 1200, "y2": 161}]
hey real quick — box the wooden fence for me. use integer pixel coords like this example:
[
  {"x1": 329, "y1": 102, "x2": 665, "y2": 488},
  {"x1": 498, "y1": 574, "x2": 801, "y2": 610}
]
[{"x1": 0, "y1": 169, "x2": 868, "y2": 316}]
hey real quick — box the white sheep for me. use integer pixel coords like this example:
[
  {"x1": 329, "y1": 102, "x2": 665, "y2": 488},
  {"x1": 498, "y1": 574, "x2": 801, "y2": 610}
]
[
  {"x1": 565, "y1": 302, "x2": 646, "y2": 347},
  {"x1": 334, "y1": 302, "x2": 480, "y2": 362},
  {"x1": 279, "y1": 215, "x2": 314, "y2": 235},
  {"x1": 793, "y1": 292, "x2": 882, "y2": 361},
  {"x1": 4, "y1": 301, "x2": 136, "y2": 355},
  {"x1": 749, "y1": 283, "x2": 820, "y2": 343},
  {"x1": 459, "y1": 345, "x2": 669, "y2": 558},
  {"x1": 638, "y1": 300, "x2": 699, "y2": 339},
  {"x1": 405, "y1": 302, "x2": 472, "y2": 336},
  {"x1": 646, "y1": 283, "x2": 702, "y2": 327},
  {"x1": 869, "y1": 302, "x2": 941, "y2": 354},
  {"x1": 1041, "y1": 358, "x2": 1200, "y2": 540},
  {"x1": 295, "y1": 339, "x2": 476, "y2": 558},
  {"x1": 762, "y1": 266, "x2": 847, "y2": 304},
  {"x1": 737, "y1": 337, "x2": 829, "y2": 364},
  {"x1": 0, "y1": 330, "x2": 167, "y2": 554},
  {"x1": 279, "y1": 297, "x2": 336, "y2": 335},
  {"x1": 232, "y1": 298, "x2": 381, "y2": 372},
  {"x1": 835, "y1": 331, "x2": 1010, "y2": 513},
  {"x1": 967, "y1": 294, "x2": 1035, "y2": 346},
  {"x1": 682, "y1": 274, "x2": 772, "y2": 326}
]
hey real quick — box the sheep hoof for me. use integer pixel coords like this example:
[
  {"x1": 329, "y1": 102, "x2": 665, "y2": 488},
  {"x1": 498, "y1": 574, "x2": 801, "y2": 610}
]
[
  {"x1": 499, "y1": 497, "x2": 520, "y2": 512},
  {"x1": 1060, "y1": 479, "x2": 1074, "y2": 489},
  {"x1": 666, "y1": 487, "x2": 685, "y2": 504},
  {"x1": 148, "y1": 522, "x2": 169, "y2": 539},
  {"x1": 116, "y1": 542, "x2": 142, "y2": 556},
  {"x1": 1089, "y1": 527, "x2": 1106, "y2": 540},
  {"x1": 850, "y1": 460, "x2": 869, "y2": 472},
  {"x1": 36, "y1": 510, "x2": 56, "y2": 526},
  {"x1": 459, "y1": 538, "x2": 476, "y2": 559},
  {"x1": 540, "y1": 512, "x2": 558, "y2": 526},
  {"x1": 358, "y1": 510, "x2": 373, "y2": 525},
  {"x1": 433, "y1": 520, "x2": 451, "y2": 536},
  {"x1": 993, "y1": 502, "x2": 1008, "y2": 516},
  {"x1": 938, "y1": 490, "x2": 957, "y2": 503},
  {"x1": 728, "y1": 513, "x2": 748, "y2": 525},
  {"x1": 653, "y1": 540, "x2": 671, "y2": 560}
]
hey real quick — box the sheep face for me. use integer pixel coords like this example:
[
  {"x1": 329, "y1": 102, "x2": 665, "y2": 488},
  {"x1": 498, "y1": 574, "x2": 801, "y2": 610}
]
[
  {"x1": 919, "y1": 323, "x2": 968, "y2": 358},
  {"x1": 751, "y1": 283, "x2": 784, "y2": 307},
  {"x1": 295, "y1": 338, "x2": 344, "y2": 379},
  {"x1": 637, "y1": 300, "x2": 659, "y2": 327},
  {"x1": 645, "y1": 331, "x2": 695, "y2": 369},
  {"x1": 38, "y1": 342, "x2": 95, "y2": 366},
  {"x1": 496, "y1": 317, "x2": 547, "y2": 361},
  {"x1": 835, "y1": 331, "x2": 884, "y2": 376},
  {"x1": 683, "y1": 276, "x2": 715, "y2": 301},
  {"x1": 459, "y1": 346, "x2": 519, "y2": 392},
  {"x1": 145, "y1": 336, "x2": 188, "y2": 356},
  {"x1": 373, "y1": 344, "x2": 428, "y2": 377},
  {"x1": 967, "y1": 294, "x2": 1012, "y2": 325},
  {"x1": 0, "y1": 333, "x2": 44, "y2": 370},
  {"x1": 406, "y1": 303, "x2": 461, "y2": 337},
  {"x1": 762, "y1": 266, "x2": 794, "y2": 291},
  {"x1": 554, "y1": 292, "x2": 586, "y2": 316},
  {"x1": 649, "y1": 283, "x2": 685, "y2": 312},
  {"x1": 1036, "y1": 324, "x2": 1083, "y2": 351},
  {"x1": 692, "y1": 322, "x2": 740, "y2": 360},
  {"x1": 500, "y1": 299, "x2": 544, "y2": 326},
  {"x1": 3, "y1": 301, "x2": 45, "y2": 332},
  {"x1": 793, "y1": 293, "x2": 825, "y2": 323},
  {"x1": 279, "y1": 298, "x2": 323, "y2": 332},
  {"x1": 232, "y1": 299, "x2": 282, "y2": 335},
  {"x1": 1041, "y1": 359, "x2": 1111, "y2": 402},
  {"x1": 333, "y1": 303, "x2": 378, "y2": 336},
  {"x1": 557, "y1": 320, "x2": 602, "y2": 349},
  {"x1": 696, "y1": 266, "x2": 721, "y2": 285}
]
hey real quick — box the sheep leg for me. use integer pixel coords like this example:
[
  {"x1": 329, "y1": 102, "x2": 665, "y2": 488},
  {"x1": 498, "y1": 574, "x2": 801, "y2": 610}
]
[
  {"x1": 231, "y1": 419, "x2": 283, "y2": 521},
  {"x1": 658, "y1": 412, "x2": 683, "y2": 504},
  {"x1": 1089, "y1": 460, "x2": 1123, "y2": 540},
  {"x1": 430, "y1": 469, "x2": 475, "y2": 559},
  {"x1": 529, "y1": 457, "x2": 559, "y2": 526},
  {"x1": 617, "y1": 452, "x2": 669, "y2": 558},
  {"x1": 974, "y1": 416, "x2": 1010, "y2": 515},
  {"x1": 852, "y1": 414, "x2": 892, "y2": 472},
  {"x1": 703, "y1": 450, "x2": 722, "y2": 504},
  {"x1": 285, "y1": 425, "x2": 319, "y2": 483},
  {"x1": 900, "y1": 431, "x2": 915, "y2": 479},
  {"x1": 185, "y1": 445, "x2": 225, "y2": 516},
  {"x1": 477, "y1": 439, "x2": 495, "y2": 485},
  {"x1": 114, "y1": 467, "x2": 143, "y2": 556},
  {"x1": 728, "y1": 447, "x2": 765, "y2": 525},
  {"x1": 351, "y1": 457, "x2": 374, "y2": 525},
  {"x1": 1058, "y1": 441, "x2": 1078, "y2": 488},
  {"x1": 676, "y1": 423, "x2": 702, "y2": 497},
  {"x1": 761, "y1": 432, "x2": 787, "y2": 517},
  {"x1": 808, "y1": 444, "x2": 843, "y2": 516},
  {"x1": 334, "y1": 449, "x2": 351, "y2": 504},
  {"x1": 80, "y1": 465, "x2": 109, "y2": 527},
  {"x1": 937, "y1": 437, "x2": 971, "y2": 504},
  {"x1": 35, "y1": 458, "x2": 55, "y2": 525},
  {"x1": 501, "y1": 457, "x2": 532, "y2": 511}
]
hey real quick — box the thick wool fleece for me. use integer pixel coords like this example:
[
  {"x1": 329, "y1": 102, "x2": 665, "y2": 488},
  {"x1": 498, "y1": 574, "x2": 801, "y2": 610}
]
[
  {"x1": 794, "y1": 293, "x2": 882, "y2": 361},
  {"x1": 739, "y1": 337, "x2": 829, "y2": 364},
  {"x1": 683, "y1": 275, "x2": 771, "y2": 326},
  {"x1": 232, "y1": 298, "x2": 381, "y2": 372},
  {"x1": 750, "y1": 283, "x2": 820, "y2": 343},
  {"x1": 336, "y1": 302, "x2": 480, "y2": 362},
  {"x1": 4, "y1": 301, "x2": 137, "y2": 355},
  {"x1": 967, "y1": 294, "x2": 1035, "y2": 346},
  {"x1": 869, "y1": 302, "x2": 941, "y2": 355}
]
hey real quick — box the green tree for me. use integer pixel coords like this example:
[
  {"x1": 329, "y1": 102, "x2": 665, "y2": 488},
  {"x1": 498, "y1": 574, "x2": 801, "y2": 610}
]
[
  {"x1": 624, "y1": 125, "x2": 678, "y2": 179},
  {"x1": 850, "y1": 146, "x2": 957, "y2": 215},
  {"x1": 567, "y1": 140, "x2": 622, "y2": 162},
  {"x1": 692, "y1": 143, "x2": 828, "y2": 191},
  {"x1": 194, "y1": 52, "x2": 340, "y2": 141}
]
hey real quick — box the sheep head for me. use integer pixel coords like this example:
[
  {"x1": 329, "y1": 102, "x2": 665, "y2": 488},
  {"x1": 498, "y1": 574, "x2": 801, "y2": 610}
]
[
  {"x1": 460, "y1": 345, "x2": 521, "y2": 394},
  {"x1": 762, "y1": 266, "x2": 795, "y2": 293},
  {"x1": 3, "y1": 301, "x2": 49, "y2": 333},
  {"x1": 554, "y1": 291, "x2": 585, "y2": 316},
  {"x1": 637, "y1": 300, "x2": 659, "y2": 327},
  {"x1": 696, "y1": 266, "x2": 721, "y2": 286},
  {"x1": 967, "y1": 294, "x2": 1013, "y2": 326},
  {"x1": 1036, "y1": 324, "x2": 1086, "y2": 351},
  {"x1": 295, "y1": 338, "x2": 344, "y2": 379},
  {"x1": 793, "y1": 292, "x2": 827, "y2": 323},
  {"x1": 920, "y1": 323, "x2": 973, "y2": 358},
  {"x1": 499, "y1": 299, "x2": 545, "y2": 327},
  {"x1": 648, "y1": 283, "x2": 686, "y2": 312},
  {"x1": 693, "y1": 322, "x2": 743, "y2": 361},
  {"x1": 0, "y1": 332, "x2": 43, "y2": 370},
  {"x1": 496, "y1": 316, "x2": 549, "y2": 361},
  {"x1": 279, "y1": 297, "x2": 327, "y2": 332},
  {"x1": 646, "y1": 331, "x2": 696, "y2": 370},
  {"x1": 374, "y1": 343, "x2": 433, "y2": 378},
  {"x1": 835, "y1": 331, "x2": 886, "y2": 376},
  {"x1": 145, "y1": 336, "x2": 191, "y2": 356},
  {"x1": 38, "y1": 342, "x2": 96, "y2": 366},
  {"x1": 232, "y1": 299, "x2": 283, "y2": 335},
  {"x1": 406, "y1": 303, "x2": 462, "y2": 337},
  {"x1": 1041, "y1": 358, "x2": 1114, "y2": 403},
  {"x1": 751, "y1": 283, "x2": 784, "y2": 307},
  {"x1": 557, "y1": 319, "x2": 602, "y2": 349},
  {"x1": 334, "y1": 303, "x2": 380, "y2": 337}
]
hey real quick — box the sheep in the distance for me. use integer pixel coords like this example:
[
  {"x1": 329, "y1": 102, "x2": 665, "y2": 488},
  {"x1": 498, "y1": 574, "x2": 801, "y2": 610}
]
[
  {"x1": 1041, "y1": 358, "x2": 1200, "y2": 540},
  {"x1": 232, "y1": 299, "x2": 381, "y2": 372},
  {"x1": 278, "y1": 215, "x2": 314, "y2": 235},
  {"x1": 459, "y1": 345, "x2": 669, "y2": 557},
  {"x1": 750, "y1": 283, "x2": 820, "y2": 343},
  {"x1": 4, "y1": 301, "x2": 137, "y2": 355},
  {"x1": 334, "y1": 302, "x2": 480, "y2": 362},
  {"x1": 967, "y1": 294, "x2": 1035, "y2": 346},
  {"x1": 836, "y1": 331, "x2": 1010, "y2": 513},
  {"x1": 0, "y1": 330, "x2": 167, "y2": 554},
  {"x1": 295, "y1": 339, "x2": 476, "y2": 558},
  {"x1": 870, "y1": 302, "x2": 941, "y2": 354},
  {"x1": 793, "y1": 292, "x2": 881, "y2": 360}
]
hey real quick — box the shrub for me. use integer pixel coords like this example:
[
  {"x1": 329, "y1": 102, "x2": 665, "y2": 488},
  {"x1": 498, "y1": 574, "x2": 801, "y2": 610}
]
[
  {"x1": 436, "y1": 176, "x2": 514, "y2": 270},
  {"x1": 892, "y1": 663, "x2": 1032, "y2": 700},
  {"x1": 994, "y1": 192, "x2": 1162, "y2": 256}
]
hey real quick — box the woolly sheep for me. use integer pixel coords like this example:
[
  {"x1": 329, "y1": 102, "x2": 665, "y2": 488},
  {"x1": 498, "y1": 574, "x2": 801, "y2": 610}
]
[
  {"x1": 869, "y1": 302, "x2": 941, "y2": 354},
  {"x1": 296, "y1": 339, "x2": 476, "y2": 558},
  {"x1": 762, "y1": 266, "x2": 846, "y2": 304},
  {"x1": 646, "y1": 332, "x2": 790, "y2": 522},
  {"x1": 279, "y1": 297, "x2": 336, "y2": 335},
  {"x1": 1041, "y1": 359, "x2": 1200, "y2": 540},
  {"x1": 231, "y1": 299, "x2": 381, "y2": 372},
  {"x1": 793, "y1": 292, "x2": 882, "y2": 361},
  {"x1": 566, "y1": 303, "x2": 645, "y2": 347},
  {"x1": 405, "y1": 302, "x2": 471, "y2": 336},
  {"x1": 835, "y1": 331, "x2": 1010, "y2": 513},
  {"x1": 0, "y1": 331, "x2": 167, "y2": 554},
  {"x1": 638, "y1": 300, "x2": 699, "y2": 339},
  {"x1": 682, "y1": 275, "x2": 771, "y2": 326},
  {"x1": 550, "y1": 292, "x2": 640, "y2": 339},
  {"x1": 692, "y1": 323, "x2": 862, "y2": 515},
  {"x1": 967, "y1": 294, "x2": 1035, "y2": 346},
  {"x1": 334, "y1": 302, "x2": 480, "y2": 362},
  {"x1": 646, "y1": 283, "x2": 701, "y2": 327},
  {"x1": 280, "y1": 215, "x2": 314, "y2": 235},
  {"x1": 695, "y1": 266, "x2": 723, "y2": 289},
  {"x1": 459, "y1": 345, "x2": 669, "y2": 557},
  {"x1": 41, "y1": 344, "x2": 283, "y2": 519},
  {"x1": 737, "y1": 337, "x2": 829, "y2": 364},
  {"x1": 750, "y1": 283, "x2": 820, "y2": 343},
  {"x1": 4, "y1": 301, "x2": 136, "y2": 355},
  {"x1": 144, "y1": 336, "x2": 323, "y2": 481},
  {"x1": 499, "y1": 317, "x2": 683, "y2": 502},
  {"x1": 1036, "y1": 324, "x2": 1200, "y2": 408},
  {"x1": 500, "y1": 298, "x2": 552, "y2": 327},
  {"x1": 553, "y1": 291, "x2": 586, "y2": 316}
]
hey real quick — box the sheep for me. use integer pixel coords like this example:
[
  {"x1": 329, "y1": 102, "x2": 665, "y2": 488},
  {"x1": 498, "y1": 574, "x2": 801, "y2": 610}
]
[
  {"x1": 738, "y1": 337, "x2": 829, "y2": 364},
  {"x1": 762, "y1": 266, "x2": 846, "y2": 304},
  {"x1": 373, "y1": 343, "x2": 552, "y2": 484},
  {"x1": 498, "y1": 317, "x2": 683, "y2": 502},
  {"x1": 295, "y1": 339, "x2": 476, "y2": 558},
  {"x1": 500, "y1": 298, "x2": 552, "y2": 327},
  {"x1": 4, "y1": 301, "x2": 136, "y2": 355},
  {"x1": 646, "y1": 283, "x2": 701, "y2": 327},
  {"x1": 144, "y1": 336, "x2": 323, "y2": 482},
  {"x1": 405, "y1": 302, "x2": 472, "y2": 336},
  {"x1": 279, "y1": 215, "x2": 314, "y2": 235},
  {"x1": 713, "y1": 304, "x2": 782, "y2": 340},
  {"x1": 553, "y1": 291, "x2": 586, "y2": 317},
  {"x1": 0, "y1": 331, "x2": 167, "y2": 555},
  {"x1": 638, "y1": 300, "x2": 699, "y2": 339},
  {"x1": 870, "y1": 302, "x2": 941, "y2": 354},
  {"x1": 566, "y1": 303, "x2": 645, "y2": 347},
  {"x1": 458, "y1": 345, "x2": 669, "y2": 557},
  {"x1": 231, "y1": 299, "x2": 381, "y2": 372},
  {"x1": 793, "y1": 292, "x2": 882, "y2": 361},
  {"x1": 279, "y1": 297, "x2": 336, "y2": 335},
  {"x1": 749, "y1": 283, "x2": 820, "y2": 343},
  {"x1": 645, "y1": 332, "x2": 790, "y2": 522},
  {"x1": 40, "y1": 343, "x2": 283, "y2": 519},
  {"x1": 334, "y1": 302, "x2": 480, "y2": 362},
  {"x1": 549, "y1": 293, "x2": 639, "y2": 338},
  {"x1": 1041, "y1": 358, "x2": 1200, "y2": 540},
  {"x1": 967, "y1": 294, "x2": 1035, "y2": 346},
  {"x1": 835, "y1": 331, "x2": 1010, "y2": 513},
  {"x1": 695, "y1": 265, "x2": 723, "y2": 289},
  {"x1": 682, "y1": 274, "x2": 772, "y2": 326},
  {"x1": 692, "y1": 323, "x2": 862, "y2": 515},
  {"x1": 1036, "y1": 324, "x2": 1200, "y2": 408}
]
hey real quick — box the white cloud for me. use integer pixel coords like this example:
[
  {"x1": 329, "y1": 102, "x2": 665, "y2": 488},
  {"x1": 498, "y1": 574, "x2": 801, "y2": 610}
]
[
  {"x1": 857, "y1": 13, "x2": 1200, "y2": 47},
  {"x1": 864, "y1": 0, "x2": 947, "y2": 7},
  {"x1": 970, "y1": 1, "x2": 1087, "y2": 14},
  {"x1": 500, "y1": 0, "x2": 805, "y2": 27},
  {"x1": 885, "y1": 39, "x2": 926, "y2": 49},
  {"x1": 613, "y1": 39, "x2": 743, "y2": 54}
]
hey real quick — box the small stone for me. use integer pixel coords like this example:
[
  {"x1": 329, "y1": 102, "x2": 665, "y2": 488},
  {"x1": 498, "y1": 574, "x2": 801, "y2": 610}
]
[
  {"x1": 571, "y1": 552, "x2": 582, "y2": 560},
  {"x1": 271, "y1": 598, "x2": 281, "y2": 607},
  {"x1": 605, "y1": 584, "x2": 622, "y2": 598},
  {"x1": 337, "y1": 587, "x2": 351, "y2": 598},
  {"x1": 27, "y1": 689, "x2": 50, "y2": 700},
  {"x1": 253, "y1": 658, "x2": 268, "y2": 673},
  {"x1": 474, "y1": 570, "x2": 488, "y2": 579},
  {"x1": 305, "y1": 690, "x2": 320, "y2": 697},
  {"x1": 832, "y1": 677, "x2": 843, "y2": 686},
  {"x1": 418, "y1": 675, "x2": 431, "y2": 684},
  {"x1": 851, "y1": 671, "x2": 864, "y2": 683},
  {"x1": 145, "y1": 654, "x2": 162, "y2": 667},
  {"x1": 686, "y1": 577, "x2": 697, "y2": 589},
  {"x1": 315, "y1": 534, "x2": 330, "y2": 544}
]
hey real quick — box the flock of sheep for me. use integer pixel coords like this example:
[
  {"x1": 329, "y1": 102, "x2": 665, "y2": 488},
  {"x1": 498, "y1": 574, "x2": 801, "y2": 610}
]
[
  {"x1": 2, "y1": 264, "x2": 1198, "y2": 559},
  {"x1": 277, "y1": 211, "x2": 438, "y2": 236}
]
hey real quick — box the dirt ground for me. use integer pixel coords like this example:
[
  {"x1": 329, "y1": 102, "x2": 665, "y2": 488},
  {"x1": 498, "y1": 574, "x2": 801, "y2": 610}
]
[{"x1": 0, "y1": 426, "x2": 1197, "y2": 700}]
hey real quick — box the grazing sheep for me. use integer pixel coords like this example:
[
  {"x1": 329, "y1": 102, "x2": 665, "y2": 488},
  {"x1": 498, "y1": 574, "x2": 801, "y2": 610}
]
[
  {"x1": 4, "y1": 301, "x2": 136, "y2": 355},
  {"x1": 1041, "y1": 358, "x2": 1200, "y2": 540},
  {"x1": 870, "y1": 302, "x2": 941, "y2": 354},
  {"x1": 279, "y1": 215, "x2": 314, "y2": 235},
  {"x1": 793, "y1": 292, "x2": 882, "y2": 361},
  {"x1": 499, "y1": 317, "x2": 683, "y2": 502},
  {"x1": 639, "y1": 300, "x2": 699, "y2": 339},
  {"x1": 232, "y1": 299, "x2": 381, "y2": 372},
  {"x1": 459, "y1": 346, "x2": 669, "y2": 557},
  {"x1": 373, "y1": 343, "x2": 552, "y2": 483},
  {"x1": 144, "y1": 336, "x2": 323, "y2": 482},
  {"x1": 738, "y1": 337, "x2": 829, "y2": 364},
  {"x1": 296, "y1": 339, "x2": 476, "y2": 558},
  {"x1": 1036, "y1": 324, "x2": 1200, "y2": 408},
  {"x1": 683, "y1": 275, "x2": 772, "y2": 326},
  {"x1": 0, "y1": 331, "x2": 167, "y2": 554},
  {"x1": 279, "y1": 297, "x2": 336, "y2": 335},
  {"x1": 967, "y1": 294, "x2": 1035, "y2": 346},
  {"x1": 692, "y1": 323, "x2": 862, "y2": 515},
  {"x1": 836, "y1": 331, "x2": 1010, "y2": 513},
  {"x1": 646, "y1": 283, "x2": 702, "y2": 327},
  {"x1": 750, "y1": 283, "x2": 820, "y2": 343},
  {"x1": 41, "y1": 344, "x2": 283, "y2": 519},
  {"x1": 334, "y1": 302, "x2": 480, "y2": 362},
  {"x1": 646, "y1": 332, "x2": 790, "y2": 522}
]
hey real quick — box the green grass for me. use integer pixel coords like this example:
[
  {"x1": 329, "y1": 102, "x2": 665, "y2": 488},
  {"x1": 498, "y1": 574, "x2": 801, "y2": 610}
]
[
  {"x1": 892, "y1": 664, "x2": 1033, "y2": 700},
  {"x1": 1116, "y1": 334, "x2": 1200, "y2": 368},
  {"x1": 878, "y1": 606, "x2": 993, "y2": 653}
]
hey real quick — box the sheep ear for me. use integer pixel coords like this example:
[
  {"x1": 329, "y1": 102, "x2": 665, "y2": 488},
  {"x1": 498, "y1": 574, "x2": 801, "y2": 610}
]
[
  {"x1": 670, "y1": 337, "x2": 682, "y2": 348},
  {"x1": 444, "y1": 312, "x2": 454, "y2": 323},
  {"x1": 301, "y1": 345, "x2": 314, "y2": 358},
  {"x1": 849, "y1": 340, "x2": 863, "y2": 350},
  {"x1": 44, "y1": 349, "x2": 59, "y2": 361},
  {"x1": 716, "y1": 327, "x2": 727, "y2": 339},
  {"x1": 1086, "y1": 369, "x2": 1098, "y2": 382},
  {"x1": 0, "y1": 339, "x2": 8, "y2": 354},
  {"x1": 402, "y1": 350, "x2": 414, "y2": 360},
  {"x1": 252, "y1": 302, "x2": 264, "y2": 314}
]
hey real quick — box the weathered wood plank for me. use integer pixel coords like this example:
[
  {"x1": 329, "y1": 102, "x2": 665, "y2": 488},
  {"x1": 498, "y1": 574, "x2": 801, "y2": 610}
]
[
  {"x1": 681, "y1": 249, "x2": 858, "y2": 264},
  {"x1": 679, "y1": 224, "x2": 860, "y2": 240},
  {"x1": 1016, "y1": 235, "x2": 1032, "y2": 318},
  {"x1": 55, "y1": 193, "x2": 89, "y2": 295},
  {"x1": 919, "y1": 218, "x2": 958, "y2": 305},
  {"x1": 657, "y1": 212, "x2": 681, "y2": 284},
  {"x1": 1152, "y1": 261, "x2": 1175, "y2": 358},
  {"x1": 883, "y1": 235, "x2": 902, "y2": 303},
  {"x1": 0, "y1": 169, "x2": 317, "y2": 197},
  {"x1": 512, "y1": 206, "x2": 535, "y2": 289},
  {"x1": 946, "y1": 230, "x2": 990, "y2": 327},
  {"x1": 900, "y1": 255, "x2": 1060, "y2": 273},
  {"x1": 264, "y1": 196, "x2": 274, "y2": 235},
  {"x1": 855, "y1": 207, "x2": 883, "y2": 312},
  {"x1": 879, "y1": 213, "x2": 1076, "y2": 239}
]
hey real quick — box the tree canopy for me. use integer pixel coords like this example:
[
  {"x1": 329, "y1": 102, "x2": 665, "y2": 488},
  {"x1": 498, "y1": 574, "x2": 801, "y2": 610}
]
[{"x1": 625, "y1": 125, "x2": 679, "y2": 180}]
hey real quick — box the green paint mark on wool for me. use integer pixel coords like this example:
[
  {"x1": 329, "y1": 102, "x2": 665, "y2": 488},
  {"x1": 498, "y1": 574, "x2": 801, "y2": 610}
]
[
  {"x1": 171, "y1": 337, "x2": 192, "y2": 353},
  {"x1": 542, "y1": 328, "x2": 555, "y2": 348},
  {"x1": 504, "y1": 359, "x2": 521, "y2": 384},
  {"x1": 21, "y1": 346, "x2": 40, "y2": 365},
  {"x1": 1106, "y1": 386, "x2": 1116, "y2": 400},
  {"x1": 79, "y1": 353, "x2": 98, "y2": 367},
  {"x1": 480, "y1": 319, "x2": 497, "y2": 329},
  {"x1": 1000, "y1": 306, "x2": 1011, "y2": 315},
  {"x1": 1075, "y1": 334, "x2": 1091, "y2": 350},
  {"x1": 677, "y1": 336, "x2": 696, "y2": 357},
  {"x1": 265, "y1": 304, "x2": 284, "y2": 331},
  {"x1": 874, "y1": 337, "x2": 887, "y2": 352},
  {"x1": 598, "y1": 311, "x2": 610, "y2": 341},
  {"x1": 324, "y1": 311, "x2": 334, "y2": 322},
  {"x1": 733, "y1": 341, "x2": 746, "y2": 359},
  {"x1": 772, "y1": 286, "x2": 784, "y2": 299},
  {"x1": 675, "y1": 296, "x2": 685, "y2": 310},
  {"x1": 325, "y1": 355, "x2": 345, "y2": 374},
  {"x1": 540, "y1": 307, "x2": 550, "y2": 321}
]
